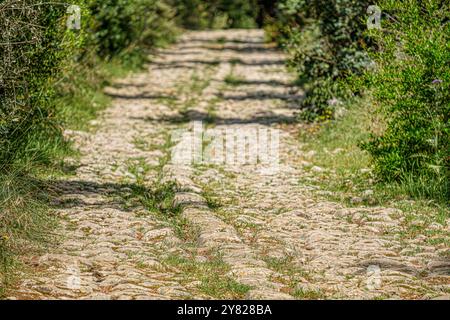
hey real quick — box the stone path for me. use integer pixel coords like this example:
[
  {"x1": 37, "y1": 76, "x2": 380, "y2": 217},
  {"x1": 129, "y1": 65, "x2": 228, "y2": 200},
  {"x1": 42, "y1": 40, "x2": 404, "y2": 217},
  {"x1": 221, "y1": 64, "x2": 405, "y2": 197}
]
[{"x1": 7, "y1": 30, "x2": 449, "y2": 300}]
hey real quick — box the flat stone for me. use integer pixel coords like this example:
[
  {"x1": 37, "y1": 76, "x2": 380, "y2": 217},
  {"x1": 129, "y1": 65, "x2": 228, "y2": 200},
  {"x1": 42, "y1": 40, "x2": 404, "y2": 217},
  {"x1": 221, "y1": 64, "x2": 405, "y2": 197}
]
[{"x1": 246, "y1": 289, "x2": 293, "y2": 300}]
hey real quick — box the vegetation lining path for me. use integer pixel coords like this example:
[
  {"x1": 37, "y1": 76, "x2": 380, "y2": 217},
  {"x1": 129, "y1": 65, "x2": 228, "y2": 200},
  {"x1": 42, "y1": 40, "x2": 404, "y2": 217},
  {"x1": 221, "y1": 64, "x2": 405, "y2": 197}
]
[{"x1": 8, "y1": 30, "x2": 449, "y2": 300}]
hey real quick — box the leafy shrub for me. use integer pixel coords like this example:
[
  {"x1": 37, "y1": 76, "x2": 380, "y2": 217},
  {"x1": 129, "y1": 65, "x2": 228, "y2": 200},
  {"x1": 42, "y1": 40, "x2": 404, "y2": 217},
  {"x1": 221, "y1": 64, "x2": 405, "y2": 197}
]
[
  {"x1": 360, "y1": 0, "x2": 449, "y2": 199},
  {"x1": 271, "y1": 0, "x2": 371, "y2": 120},
  {"x1": 0, "y1": 0, "x2": 89, "y2": 290},
  {"x1": 0, "y1": 0, "x2": 180, "y2": 170},
  {"x1": 0, "y1": 1, "x2": 89, "y2": 169},
  {"x1": 171, "y1": 0, "x2": 258, "y2": 29},
  {"x1": 89, "y1": 0, "x2": 177, "y2": 58},
  {"x1": 270, "y1": 0, "x2": 448, "y2": 201}
]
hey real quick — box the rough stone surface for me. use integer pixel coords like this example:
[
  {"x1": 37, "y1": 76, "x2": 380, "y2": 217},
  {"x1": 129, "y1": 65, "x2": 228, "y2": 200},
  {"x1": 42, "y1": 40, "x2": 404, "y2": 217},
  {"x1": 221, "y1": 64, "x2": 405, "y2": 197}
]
[{"x1": 7, "y1": 30, "x2": 449, "y2": 300}]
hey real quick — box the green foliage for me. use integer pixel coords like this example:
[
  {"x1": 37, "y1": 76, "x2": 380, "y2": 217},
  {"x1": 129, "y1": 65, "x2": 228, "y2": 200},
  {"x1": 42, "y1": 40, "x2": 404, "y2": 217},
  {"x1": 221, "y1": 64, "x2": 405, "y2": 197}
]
[
  {"x1": 171, "y1": 0, "x2": 258, "y2": 29},
  {"x1": 360, "y1": 0, "x2": 449, "y2": 199},
  {"x1": 271, "y1": 0, "x2": 371, "y2": 120},
  {"x1": 0, "y1": 1, "x2": 86, "y2": 289},
  {"x1": 89, "y1": 0, "x2": 177, "y2": 58},
  {"x1": 0, "y1": 171, "x2": 56, "y2": 294},
  {"x1": 271, "y1": 0, "x2": 448, "y2": 202},
  {"x1": 0, "y1": 0, "x2": 180, "y2": 171},
  {"x1": 0, "y1": 1, "x2": 87, "y2": 169}
]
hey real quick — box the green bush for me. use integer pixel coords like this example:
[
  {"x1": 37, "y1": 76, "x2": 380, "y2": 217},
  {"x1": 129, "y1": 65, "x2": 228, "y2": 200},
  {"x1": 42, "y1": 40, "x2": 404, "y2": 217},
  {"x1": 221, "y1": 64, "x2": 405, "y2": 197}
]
[
  {"x1": 360, "y1": 0, "x2": 449, "y2": 200},
  {"x1": 171, "y1": 0, "x2": 258, "y2": 29},
  {"x1": 270, "y1": 0, "x2": 371, "y2": 120},
  {"x1": 89, "y1": 0, "x2": 177, "y2": 58},
  {"x1": 0, "y1": 0, "x2": 180, "y2": 170},
  {"x1": 270, "y1": 0, "x2": 448, "y2": 201},
  {"x1": 0, "y1": 1, "x2": 89, "y2": 290},
  {"x1": 0, "y1": 1, "x2": 88, "y2": 169}
]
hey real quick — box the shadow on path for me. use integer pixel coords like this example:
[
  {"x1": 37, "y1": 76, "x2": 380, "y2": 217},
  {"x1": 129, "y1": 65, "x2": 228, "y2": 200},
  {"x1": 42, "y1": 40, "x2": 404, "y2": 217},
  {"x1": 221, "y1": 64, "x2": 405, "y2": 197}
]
[{"x1": 131, "y1": 110, "x2": 298, "y2": 126}]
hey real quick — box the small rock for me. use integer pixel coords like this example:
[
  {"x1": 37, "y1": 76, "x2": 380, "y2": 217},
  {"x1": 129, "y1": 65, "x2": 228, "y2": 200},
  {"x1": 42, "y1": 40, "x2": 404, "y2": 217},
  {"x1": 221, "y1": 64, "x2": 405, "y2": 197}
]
[
  {"x1": 350, "y1": 197, "x2": 363, "y2": 205},
  {"x1": 142, "y1": 259, "x2": 163, "y2": 269},
  {"x1": 428, "y1": 222, "x2": 443, "y2": 231},
  {"x1": 311, "y1": 166, "x2": 324, "y2": 173},
  {"x1": 143, "y1": 228, "x2": 173, "y2": 241},
  {"x1": 332, "y1": 148, "x2": 345, "y2": 154},
  {"x1": 35, "y1": 286, "x2": 53, "y2": 295},
  {"x1": 172, "y1": 192, "x2": 206, "y2": 208},
  {"x1": 317, "y1": 190, "x2": 333, "y2": 196},
  {"x1": 352, "y1": 212, "x2": 367, "y2": 223},
  {"x1": 89, "y1": 295, "x2": 111, "y2": 300},
  {"x1": 235, "y1": 215, "x2": 264, "y2": 226},
  {"x1": 300, "y1": 161, "x2": 312, "y2": 167},
  {"x1": 186, "y1": 281, "x2": 202, "y2": 289},
  {"x1": 334, "y1": 106, "x2": 347, "y2": 118},
  {"x1": 124, "y1": 172, "x2": 136, "y2": 179},
  {"x1": 410, "y1": 220, "x2": 424, "y2": 227},
  {"x1": 246, "y1": 289, "x2": 293, "y2": 300},
  {"x1": 295, "y1": 282, "x2": 318, "y2": 291},
  {"x1": 195, "y1": 256, "x2": 208, "y2": 263},
  {"x1": 293, "y1": 210, "x2": 311, "y2": 218},
  {"x1": 432, "y1": 295, "x2": 450, "y2": 300},
  {"x1": 427, "y1": 261, "x2": 450, "y2": 272},
  {"x1": 304, "y1": 150, "x2": 317, "y2": 159}
]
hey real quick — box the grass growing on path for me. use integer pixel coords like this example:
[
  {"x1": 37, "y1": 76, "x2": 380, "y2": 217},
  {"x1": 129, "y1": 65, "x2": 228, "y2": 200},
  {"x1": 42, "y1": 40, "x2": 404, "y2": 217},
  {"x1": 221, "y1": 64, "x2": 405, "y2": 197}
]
[{"x1": 163, "y1": 252, "x2": 251, "y2": 299}]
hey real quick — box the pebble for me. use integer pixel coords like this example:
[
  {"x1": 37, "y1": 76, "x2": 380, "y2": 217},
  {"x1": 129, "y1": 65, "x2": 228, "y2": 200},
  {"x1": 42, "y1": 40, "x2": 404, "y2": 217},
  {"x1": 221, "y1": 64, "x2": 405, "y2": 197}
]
[{"x1": 311, "y1": 166, "x2": 324, "y2": 173}]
